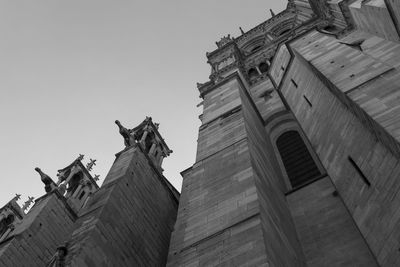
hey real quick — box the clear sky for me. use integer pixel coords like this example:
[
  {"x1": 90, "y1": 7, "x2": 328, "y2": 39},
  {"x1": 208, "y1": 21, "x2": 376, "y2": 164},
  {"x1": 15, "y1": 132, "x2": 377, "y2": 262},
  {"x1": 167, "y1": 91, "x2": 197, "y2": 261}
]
[{"x1": 0, "y1": 0, "x2": 287, "y2": 208}]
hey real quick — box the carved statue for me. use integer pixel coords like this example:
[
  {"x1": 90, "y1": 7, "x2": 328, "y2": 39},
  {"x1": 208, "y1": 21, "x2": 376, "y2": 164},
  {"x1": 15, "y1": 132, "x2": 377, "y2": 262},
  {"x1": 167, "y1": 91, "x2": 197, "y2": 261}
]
[
  {"x1": 196, "y1": 82, "x2": 204, "y2": 89},
  {"x1": 216, "y1": 34, "x2": 232, "y2": 48},
  {"x1": 35, "y1": 168, "x2": 56, "y2": 193},
  {"x1": 115, "y1": 120, "x2": 136, "y2": 147},
  {"x1": 47, "y1": 243, "x2": 69, "y2": 267}
]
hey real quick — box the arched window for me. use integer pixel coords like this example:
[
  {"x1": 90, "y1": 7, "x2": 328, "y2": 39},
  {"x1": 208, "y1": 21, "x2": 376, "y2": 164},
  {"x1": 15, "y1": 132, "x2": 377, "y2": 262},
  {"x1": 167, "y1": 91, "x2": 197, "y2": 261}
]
[
  {"x1": 67, "y1": 172, "x2": 83, "y2": 195},
  {"x1": 277, "y1": 131, "x2": 320, "y2": 188},
  {"x1": 251, "y1": 45, "x2": 261, "y2": 52},
  {"x1": 248, "y1": 68, "x2": 258, "y2": 79},
  {"x1": 279, "y1": 29, "x2": 291, "y2": 36},
  {"x1": 259, "y1": 62, "x2": 269, "y2": 73}
]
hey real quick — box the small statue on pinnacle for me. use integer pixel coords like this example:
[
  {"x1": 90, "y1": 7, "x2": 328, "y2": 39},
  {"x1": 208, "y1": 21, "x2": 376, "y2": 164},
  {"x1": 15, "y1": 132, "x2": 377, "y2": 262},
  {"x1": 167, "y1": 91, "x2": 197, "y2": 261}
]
[
  {"x1": 115, "y1": 120, "x2": 136, "y2": 147},
  {"x1": 35, "y1": 167, "x2": 57, "y2": 193},
  {"x1": 86, "y1": 159, "x2": 97, "y2": 171},
  {"x1": 77, "y1": 154, "x2": 84, "y2": 161}
]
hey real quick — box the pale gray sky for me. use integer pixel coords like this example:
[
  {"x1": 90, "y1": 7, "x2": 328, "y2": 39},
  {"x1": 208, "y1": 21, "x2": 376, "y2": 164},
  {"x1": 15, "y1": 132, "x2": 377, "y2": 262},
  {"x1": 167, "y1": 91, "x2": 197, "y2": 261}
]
[{"x1": 0, "y1": 0, "x2": 287, "y2": 207}]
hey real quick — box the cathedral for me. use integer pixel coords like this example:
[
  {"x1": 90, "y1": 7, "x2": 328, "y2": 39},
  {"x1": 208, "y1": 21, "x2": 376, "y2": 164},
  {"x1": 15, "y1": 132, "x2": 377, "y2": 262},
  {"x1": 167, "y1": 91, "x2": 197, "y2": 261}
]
[{"x1": 1, "y1": 0, "x2": 400, "y2": 266}]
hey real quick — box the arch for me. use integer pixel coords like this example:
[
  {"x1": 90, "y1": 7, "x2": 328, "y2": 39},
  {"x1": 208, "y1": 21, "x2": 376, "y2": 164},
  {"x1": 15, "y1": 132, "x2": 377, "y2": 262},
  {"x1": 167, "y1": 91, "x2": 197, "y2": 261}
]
[
  {"x1": 276, "y1": 131, "x2": 321, "y2": 188},
  {"x1": 251, "y1": 45, "x2": 262, "y2": 52},
  {"x1": 67, "y1": 171, "x2": 83, "y2": 195},
  {"x1": 279, "y1": 29, "x2": 291, "y2": 36},
  {"x1": 259, "y1": 62, "x2": 269, "y2": 73},
  {"x1": 240, "y1": 35, "x2": 265, "y2": 55},
  {"x1": 247, "y1": 68, "x2": 258, "y2": 79}
]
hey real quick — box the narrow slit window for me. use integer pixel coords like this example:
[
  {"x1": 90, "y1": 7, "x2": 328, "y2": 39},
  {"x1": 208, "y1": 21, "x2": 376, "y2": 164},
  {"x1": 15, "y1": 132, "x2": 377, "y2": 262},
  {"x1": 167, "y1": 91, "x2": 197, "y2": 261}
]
[
  {"x1": 78, "y1": 191, "x2": 86, "y2": 200},
  {"x1": 291, "y1": 79, "x2": 298, "y2": 88},
  {"x1": 348, "y1": 156, "x2": 371, "y2": 186},
  {"x1": 303, "y1": 95, "x2": 312, "y2": 107}
]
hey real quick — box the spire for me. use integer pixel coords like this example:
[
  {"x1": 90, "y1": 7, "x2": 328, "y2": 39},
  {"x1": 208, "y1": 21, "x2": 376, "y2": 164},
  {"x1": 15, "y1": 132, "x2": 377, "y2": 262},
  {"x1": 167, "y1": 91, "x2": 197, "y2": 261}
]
[
  {"x1": 77, "y1": 154, "x2": 84, "y2": 161},
  {"x1": 270, "y1": 9, "x2": 275, "y2": 17},
  {"x1": 86, "y1": 159, "x2": 97, "y2": 172},
  {"x1": 35, "y1": 167, "x2": 56, "y2": 193},
  {"x1": 239, "y1": 27, "x2": 245, "y2": 35},
  {"x1": 13, "y1": 194, "x2": 21, "y2": 202},
  {"x1": 22, "y1": 196, "x2": 34, "y2": 212}
]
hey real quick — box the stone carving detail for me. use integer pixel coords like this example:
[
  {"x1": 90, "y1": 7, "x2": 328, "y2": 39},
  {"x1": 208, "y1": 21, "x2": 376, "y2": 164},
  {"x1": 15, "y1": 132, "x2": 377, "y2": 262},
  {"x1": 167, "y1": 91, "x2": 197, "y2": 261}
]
[
  {"x1": 217, "y1": 54, "x2": 236, "y2": 71},
  {"x1": 115, "y1": 120, "x2": 136, "y2": 147},
  {"x1": 216, "y1": 34, "x2": 232, "y2": 48},
  {"x1": 35, "y1": 167, "x2": 57, "y2": 193}
]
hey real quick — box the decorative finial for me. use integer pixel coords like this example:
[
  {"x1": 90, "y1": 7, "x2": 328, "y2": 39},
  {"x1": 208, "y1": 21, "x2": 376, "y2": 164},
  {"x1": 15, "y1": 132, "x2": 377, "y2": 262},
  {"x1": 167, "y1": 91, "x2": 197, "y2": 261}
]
[
  {"x1": 196, "y1": 82, "x2": 204, "y2": 89},
  {"x1": 77, "y1": 154, "x2": 84, "y2": 161},
  {"x1": 22, "y1": 196, "x2": 35, "y2": 212},
  {"x1": 35, "y1": 167, "x2": 56, "y2": 193},
  {"x1": 93, "y1": 174, "x2": 100, "y2": 181},
  {"x1": 86, "y1": 159, "x2": 97, "y2": 172},
  {"x1": 270, "y1": 9, "x2": 275, "y2": 17},
  {"x1": 154, "y1": 123, "x2": 159, "y2": 129},
  {"x1": 14, "y1": 193, "x2": 21, "y2": 201},
  {"x1": 115, "y1": 120, "x2": 134, "y2": 147},
  {"x1": 239, "y1": 27, "x2": 245, "y2": 34}
]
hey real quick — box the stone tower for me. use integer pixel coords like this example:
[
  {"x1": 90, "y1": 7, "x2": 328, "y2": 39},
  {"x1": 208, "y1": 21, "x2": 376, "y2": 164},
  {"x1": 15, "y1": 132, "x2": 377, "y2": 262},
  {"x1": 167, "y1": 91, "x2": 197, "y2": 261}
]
[
  {"x1": 2, "y1": 1, "x2": 400, "y2": 266},
  {"x1": 167, "y1": 1, "x2": 400, "y2": 266}
]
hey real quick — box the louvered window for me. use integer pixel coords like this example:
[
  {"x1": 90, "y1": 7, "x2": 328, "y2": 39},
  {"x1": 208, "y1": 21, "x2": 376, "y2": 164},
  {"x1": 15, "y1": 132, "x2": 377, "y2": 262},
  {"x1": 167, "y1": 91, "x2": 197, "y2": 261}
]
[{"x1": 277, "y1": 131, "x2": 320, "y2": 188}]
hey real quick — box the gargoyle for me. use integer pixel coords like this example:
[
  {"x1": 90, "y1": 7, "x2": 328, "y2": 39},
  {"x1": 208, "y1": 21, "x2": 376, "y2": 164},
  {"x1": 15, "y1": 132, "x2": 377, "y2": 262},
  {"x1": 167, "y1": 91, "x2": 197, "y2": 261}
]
[
  {"x1": 115, "y1": 120, "x2": 136, "y2": 147},
  {"x1": 35, "y1": 167, "x2": 56, "y2": 193}
]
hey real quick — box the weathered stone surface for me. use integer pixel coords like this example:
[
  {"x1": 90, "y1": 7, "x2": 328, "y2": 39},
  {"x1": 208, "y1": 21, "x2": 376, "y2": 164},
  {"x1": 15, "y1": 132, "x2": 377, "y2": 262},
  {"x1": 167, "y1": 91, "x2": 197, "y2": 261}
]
[
  {"x1": 64, "y1": 146, "x2": 178, "y2": 266},
  {"x1": 280, "y1": 51, "x2": 400, "y2": 265},
  {"x1": 0, "y1": 193, "x2": 76, "y2": 266},
  {"x1": 287, "y1": 177, "x2": 377, "y2": 266}
]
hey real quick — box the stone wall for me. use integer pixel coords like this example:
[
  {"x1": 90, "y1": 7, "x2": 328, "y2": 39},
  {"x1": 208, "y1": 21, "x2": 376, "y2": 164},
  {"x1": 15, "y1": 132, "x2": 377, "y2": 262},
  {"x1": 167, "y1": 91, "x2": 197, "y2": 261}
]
[
  {"x1": 280, "y1": 52, "x2": 400, "y2": 265},
  {"x1": 349, "y1": 0, "x2": 399, "y2": 42},
  {"x1": 240, "y1": 81, "x2": 306, "y2": 266},
  {"x1": 0, "y1": 193, "x2": 76, "y2": 266},
  {"x1": 64, "y1": 146, "x2": 178, "y2": 266},
  {"x1": 287, "y1": 177, "x2": 377, "y2": 266}
]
